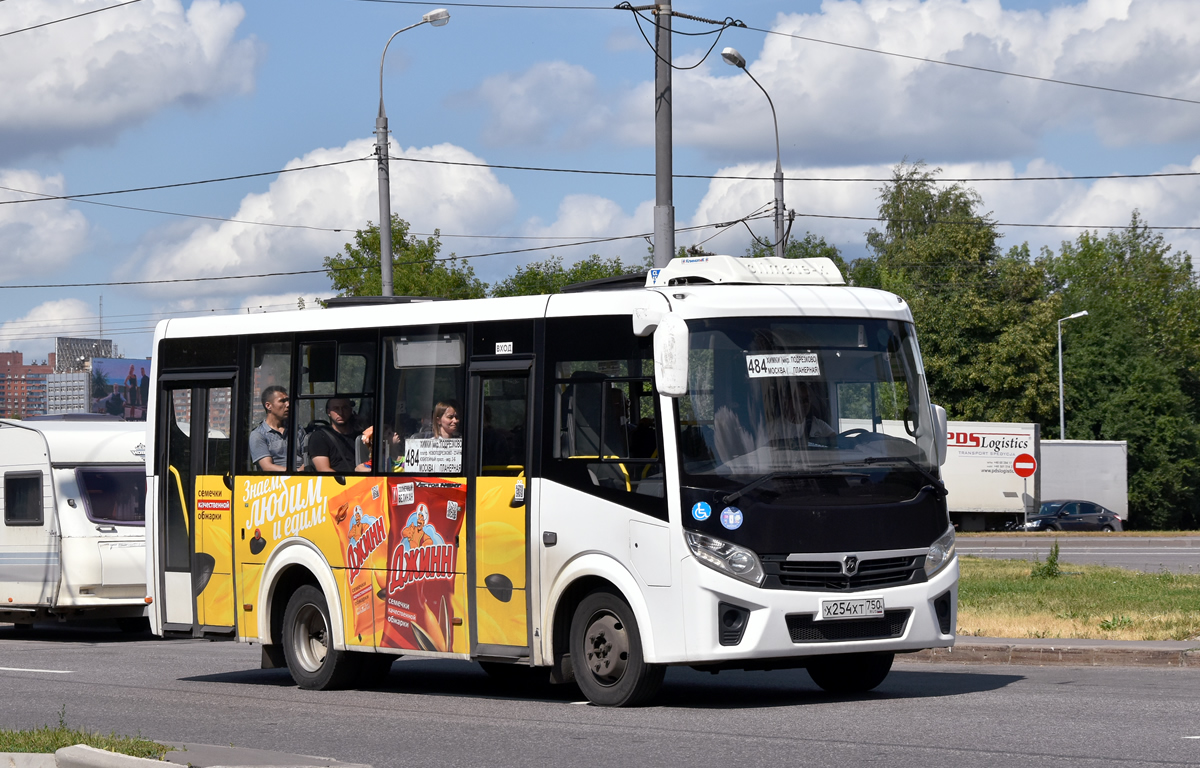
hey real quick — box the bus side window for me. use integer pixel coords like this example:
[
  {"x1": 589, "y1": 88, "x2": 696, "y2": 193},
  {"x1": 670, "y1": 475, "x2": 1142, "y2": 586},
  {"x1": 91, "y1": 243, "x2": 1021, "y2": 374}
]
[
  {"x1": 245, "y1": 341, "x2": 293, "y2": 473},
  {"x1": 544, "y1": 316, "x2": 666, "y2": 521},
  {"x1": 294, "y1": 338, "x2": 377, "y2": 472},
  {"x1": 382, "y1": 331, "x2": 466, "y2": 474}
]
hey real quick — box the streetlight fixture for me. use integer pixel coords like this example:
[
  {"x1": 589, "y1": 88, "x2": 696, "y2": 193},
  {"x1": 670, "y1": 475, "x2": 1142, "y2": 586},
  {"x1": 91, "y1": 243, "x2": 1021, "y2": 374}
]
[
  {"x1": 1057, "y1": 310, "x2": 1089, "y2": 439},
  {"x1": 376, "y1": 8, "x2": 450, "y2": 297},
  {"x1": 721, "y1": 46, "x2": 785, "y2": 259}
]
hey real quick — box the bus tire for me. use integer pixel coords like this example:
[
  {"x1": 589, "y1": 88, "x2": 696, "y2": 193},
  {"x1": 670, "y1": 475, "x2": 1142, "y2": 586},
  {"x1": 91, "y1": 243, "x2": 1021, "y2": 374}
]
[
  {"x1": 282, "y1": 585, "x2": 360, "y2": 690},
  {"x1": 569, "y1": 590, "x2": 663, "y2": 707},
  {"x1": 806, "y1": 652, "x2": 894, "y2": 694}
]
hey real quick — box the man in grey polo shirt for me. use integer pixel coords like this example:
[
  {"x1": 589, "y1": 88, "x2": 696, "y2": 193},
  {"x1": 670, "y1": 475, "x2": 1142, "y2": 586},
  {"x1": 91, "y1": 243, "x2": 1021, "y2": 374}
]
[{"x1": 249, "y1": 385, "x2": 292, "y2": 472}]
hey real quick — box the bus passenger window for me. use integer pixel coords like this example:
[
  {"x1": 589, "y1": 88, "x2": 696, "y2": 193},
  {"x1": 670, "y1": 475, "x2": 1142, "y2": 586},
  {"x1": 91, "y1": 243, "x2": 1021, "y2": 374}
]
[
  {"x1": 544, "y1": 316, "x2": 666, "y2": 520},
  {"x1": 382, "y1": 331, "x2": 466, "y2": 475},
  {"x1": 294, "y1": 339, "x2": 376, "y2": 473},
  {"x1": 246, "y1": 341, "x2": 296, "y2": 473}
]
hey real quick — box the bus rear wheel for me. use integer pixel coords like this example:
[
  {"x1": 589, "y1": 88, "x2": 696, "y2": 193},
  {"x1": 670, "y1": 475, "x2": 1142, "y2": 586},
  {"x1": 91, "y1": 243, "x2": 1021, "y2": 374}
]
[
  {"x1": 569, "y1": 590, "x2": 663, "y2": 707},
  {"x1": 806, "y1": 652, "x2": 894, "y2": 694},
  {"x1": 282, "y1": 585, "x2": 360, "y2": 690}
]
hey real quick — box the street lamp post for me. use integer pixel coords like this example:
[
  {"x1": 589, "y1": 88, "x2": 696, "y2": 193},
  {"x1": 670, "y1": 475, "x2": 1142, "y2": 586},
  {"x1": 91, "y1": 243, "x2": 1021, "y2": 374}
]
[
  {"x1": 376, "y1": 8, "x2": 449, "y2": 297},
  {"x1": 1057, "y1": 310, "x2": 1089, "y2": 439},
  {"x1": 721, "y1": 47, "x2": 785, "y2": 259}
]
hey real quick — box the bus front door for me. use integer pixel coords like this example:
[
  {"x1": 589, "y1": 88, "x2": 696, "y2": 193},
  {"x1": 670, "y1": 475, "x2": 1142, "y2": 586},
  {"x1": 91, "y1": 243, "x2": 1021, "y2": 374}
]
[
  {"x1": 469, "y1": 361, "x2": 533, "y2": 659},
  {"x1": 158, "y1": 378, "x2": 236, "y2": 636}
]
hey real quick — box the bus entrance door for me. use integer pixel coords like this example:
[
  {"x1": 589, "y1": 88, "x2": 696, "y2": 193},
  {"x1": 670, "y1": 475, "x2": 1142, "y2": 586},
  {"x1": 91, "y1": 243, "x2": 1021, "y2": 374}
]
[
  {"x1": 158, "y1": 378, "x2": 236, "y2": 636},
  {"x1": 469, "y1": 361, "x2": 532, "y2": 658}
]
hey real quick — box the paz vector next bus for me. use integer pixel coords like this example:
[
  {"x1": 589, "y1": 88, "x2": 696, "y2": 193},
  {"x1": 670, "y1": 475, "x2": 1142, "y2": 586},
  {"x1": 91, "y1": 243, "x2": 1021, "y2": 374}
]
[{"x1": 144, "y1": 255, "x2": 956, "y2": 707}]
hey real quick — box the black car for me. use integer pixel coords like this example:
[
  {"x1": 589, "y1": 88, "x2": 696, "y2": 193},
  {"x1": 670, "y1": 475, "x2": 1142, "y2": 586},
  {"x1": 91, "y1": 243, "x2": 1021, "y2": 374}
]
[{"x1": 1024, "y1": 500, "x2": 1124, "y2": 531}]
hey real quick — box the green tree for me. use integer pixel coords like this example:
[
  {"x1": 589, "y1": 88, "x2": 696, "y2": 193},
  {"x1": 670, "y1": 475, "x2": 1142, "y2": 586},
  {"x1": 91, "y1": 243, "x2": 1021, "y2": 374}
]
[
  {"x1": 490, "y1": 254, "x2": 640, "y2": 297},
  {"x1": 1049, "y1": 214, "x2": 1200, "y2": 529},
  {"x1": 323, "y1": 215, "x2": 487, "y2": 299},
  {"x1": 850, "y1": 161, "x2": 1061, "y2": 424}
]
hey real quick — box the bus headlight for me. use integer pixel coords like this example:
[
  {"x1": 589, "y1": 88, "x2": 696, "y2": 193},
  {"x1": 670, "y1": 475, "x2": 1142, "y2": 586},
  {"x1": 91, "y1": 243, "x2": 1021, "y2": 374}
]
[
  {"x1": 685, "y1": 531, "x2": 765, "y2": 586},
  {"x1": 924, "y1": 524, "x2": 956, "y2": 578}
]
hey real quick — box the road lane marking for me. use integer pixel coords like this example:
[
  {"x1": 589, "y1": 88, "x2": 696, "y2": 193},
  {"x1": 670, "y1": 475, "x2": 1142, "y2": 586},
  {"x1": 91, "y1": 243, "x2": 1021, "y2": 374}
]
[{"x1": 0, "y1": 666, "x2": 72, "y2": 674}]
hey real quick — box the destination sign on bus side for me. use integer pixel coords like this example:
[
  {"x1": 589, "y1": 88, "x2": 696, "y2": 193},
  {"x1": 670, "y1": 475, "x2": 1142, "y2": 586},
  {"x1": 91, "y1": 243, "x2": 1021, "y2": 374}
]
[
  {"x1": 404, "y1": 438, "x2": 463, "y2": 474},
  {"x1": 745, "y1": 353, "x2": 820, "y2": 378}
]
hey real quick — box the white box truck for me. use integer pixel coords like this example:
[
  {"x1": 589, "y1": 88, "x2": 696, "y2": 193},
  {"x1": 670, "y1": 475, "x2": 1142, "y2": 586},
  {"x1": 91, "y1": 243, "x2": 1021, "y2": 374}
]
[
  {"x1": 940, "y1": 424, "x2": 1129, "y2": 530},
  {"x1": 1, "y1": 416, "x2": 149, "y2": 630},
  {"x1": 942, "y1": 421, "x2": 1040, "y2": 531}
]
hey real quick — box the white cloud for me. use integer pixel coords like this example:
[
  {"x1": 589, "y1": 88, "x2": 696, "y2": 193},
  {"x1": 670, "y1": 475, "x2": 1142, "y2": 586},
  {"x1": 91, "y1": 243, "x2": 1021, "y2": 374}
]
[
  {"x1": 684, "y1": 154, "x2": 1200, "y2": 260},
  {"x1": 1039, "y1": 155, "x2": 1200, "y2": 258},
  {"x1": 0, "y1": 170, "x2": 89, "y2": 277},
  {"x1": 0, "y1": 299, "x2": 94, "y2": 359},
  {"x1": 472, "y1": 1, "x2": 1200, "y2": 164},
  {"x1": 469, "y1": 61, "x2": 613, "y2": 148},
  {"x1": 0, "y1": 0, "x2": 258, "y2": 160},
  {"x1": 519, "y1": 194, "x2": 654, "y2": 268},
  {"x1": 667, "y1": 0, "x2": 1200, "y2": 162},
  {"x1": 129, "y1": 138, "x2": 518, "y2": 296}
]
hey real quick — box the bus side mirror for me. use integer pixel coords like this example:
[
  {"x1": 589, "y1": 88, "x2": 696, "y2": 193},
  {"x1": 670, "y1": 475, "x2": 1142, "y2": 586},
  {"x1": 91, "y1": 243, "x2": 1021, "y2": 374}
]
[
  {"x1": 654, "y1": 313, "x2": 689, "y2": 397},
  {"x1": 932, "y1": 404, "x2": 948, "y2": 466}
]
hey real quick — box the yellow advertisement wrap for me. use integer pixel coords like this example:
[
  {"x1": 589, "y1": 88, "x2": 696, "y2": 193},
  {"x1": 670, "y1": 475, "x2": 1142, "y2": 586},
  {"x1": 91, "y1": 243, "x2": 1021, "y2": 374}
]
[
  {"x1": 474, "y1": 476, "x2": 528, "y2": 648},
  {"x1": 194, "y1": 475, "x2": 234, "y2": 628},
  {"x1": 233, "y1": 474, "x2": 471, "y2": 655}
]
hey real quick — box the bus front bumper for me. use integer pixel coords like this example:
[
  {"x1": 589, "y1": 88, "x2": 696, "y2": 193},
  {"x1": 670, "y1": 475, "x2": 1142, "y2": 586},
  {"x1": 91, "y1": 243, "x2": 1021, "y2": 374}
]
[{"x1": 670, "y1": 554, "x2": 958, "y2": 665}]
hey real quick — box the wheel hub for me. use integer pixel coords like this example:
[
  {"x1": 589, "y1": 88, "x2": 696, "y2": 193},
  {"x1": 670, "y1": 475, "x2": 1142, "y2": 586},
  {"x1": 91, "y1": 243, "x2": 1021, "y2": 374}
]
[
  {"x1": 293, "y1": 603, "x2": 328, "y2": 673},
  {"x1": 583, "y1": 612, "x2": 629, "y2": 685}
]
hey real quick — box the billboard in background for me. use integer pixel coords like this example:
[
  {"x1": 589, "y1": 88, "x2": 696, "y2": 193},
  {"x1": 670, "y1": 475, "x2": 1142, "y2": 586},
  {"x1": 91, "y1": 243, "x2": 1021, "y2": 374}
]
[{"x1": 91, "y1": 358, "x2": 152, "y2": 421}]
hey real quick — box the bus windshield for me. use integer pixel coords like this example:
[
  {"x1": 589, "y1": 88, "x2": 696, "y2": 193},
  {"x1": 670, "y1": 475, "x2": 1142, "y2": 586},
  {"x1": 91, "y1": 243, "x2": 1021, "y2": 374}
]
[{"x1": 677, "y1": 317, "x2": 938, "y2": 504}]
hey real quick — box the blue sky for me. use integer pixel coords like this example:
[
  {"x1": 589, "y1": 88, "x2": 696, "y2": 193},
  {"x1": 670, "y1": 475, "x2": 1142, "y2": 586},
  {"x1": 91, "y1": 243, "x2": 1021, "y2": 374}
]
[{"x1": 2, "y1": 0, "x2": 1200, "y2": 360}]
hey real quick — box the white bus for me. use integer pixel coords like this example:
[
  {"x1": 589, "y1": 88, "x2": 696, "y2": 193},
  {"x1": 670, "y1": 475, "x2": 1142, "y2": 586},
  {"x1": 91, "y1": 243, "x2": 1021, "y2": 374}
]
[
  {"x1": 144, "y1": 255, "x2": 956, "y2": 706},
  {"x1": 1, "y1": 416, "x2": 149, "y2": 630}
]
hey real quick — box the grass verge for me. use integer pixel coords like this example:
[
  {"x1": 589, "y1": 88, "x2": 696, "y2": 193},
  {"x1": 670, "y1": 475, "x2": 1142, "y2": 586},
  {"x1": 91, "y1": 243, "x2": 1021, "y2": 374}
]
[
  {"x1": 957, "y1": 554, "x2": 1200, "y2": 641},
  {"x1": 0, "y1": 710, "x2": 167, "y2": 758}
]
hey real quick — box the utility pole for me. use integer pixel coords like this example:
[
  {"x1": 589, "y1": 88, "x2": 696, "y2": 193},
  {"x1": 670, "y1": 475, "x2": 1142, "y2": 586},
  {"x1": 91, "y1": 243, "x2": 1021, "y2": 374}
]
[{"x1": 652, "y1": 4, "x2": 674, "y2": 269}]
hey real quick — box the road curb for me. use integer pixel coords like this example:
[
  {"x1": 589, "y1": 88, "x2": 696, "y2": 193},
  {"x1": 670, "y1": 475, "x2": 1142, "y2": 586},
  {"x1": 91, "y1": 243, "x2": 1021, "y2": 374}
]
[
  {"x1": 901, "y1": 641, "x2": 1200, "y2": 668},
  {"x1": 55, "y1": 746, "x2": 163, "y2": 768},
  {"x1": 1, "y1": 754, "x2": 56, "y2": 768},
  {"x1": 0, "y1": 745, "x2": 373, "y2": 768}
]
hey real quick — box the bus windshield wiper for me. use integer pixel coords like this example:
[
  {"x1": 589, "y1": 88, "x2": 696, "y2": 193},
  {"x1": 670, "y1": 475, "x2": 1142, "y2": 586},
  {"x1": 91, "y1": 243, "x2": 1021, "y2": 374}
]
[
  {"x1": 722, "y1": 470, "x2": 869, "y2": 506},
  {"x1": 854, "y1": 456, "x2": 947, "y2": 498}
]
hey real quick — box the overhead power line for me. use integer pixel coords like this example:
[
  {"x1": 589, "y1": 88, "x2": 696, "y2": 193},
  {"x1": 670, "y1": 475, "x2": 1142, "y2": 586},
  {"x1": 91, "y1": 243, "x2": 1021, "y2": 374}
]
[
  {"x1": 4, "y1": 152, "x2": 1199, "y2": 217},
  {"x1": 0, "y1": 214, "x2": 772, "y2": 291},
  {"x1": 793, "y1": 211, "x2": 1200, "y2": 231},
  {"x1": 745, "y1": 24, "x2": 1200, "y2": 107},
  {"x1": 350, "y1": 1, "x2": 1200, "y2": 104},
  {"x1": 0, "y1": 157, "x2": 371, "y2": 207},
  {"x1": 388, "y1": 154, "x2": 1200, "y2": 184},
  {"x1": 0, "y1": 0, "x2": 141, "y2": 39},
  {"x1": 349, "y1": 0, "x2": 612, "y2": 8}
]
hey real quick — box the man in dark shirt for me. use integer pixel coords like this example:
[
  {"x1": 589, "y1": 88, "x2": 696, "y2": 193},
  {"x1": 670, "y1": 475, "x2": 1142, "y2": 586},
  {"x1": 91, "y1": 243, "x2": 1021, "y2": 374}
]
[{"x1": 308, "y1": 397, "x2": 360, "y2": 473}]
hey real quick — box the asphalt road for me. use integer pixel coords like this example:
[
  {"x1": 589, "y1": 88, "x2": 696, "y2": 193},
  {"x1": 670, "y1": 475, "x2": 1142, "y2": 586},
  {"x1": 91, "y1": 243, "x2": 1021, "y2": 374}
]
[
  {"x1": 958, "y1": 536, "x2": 1200, "y2": 573},
  {"x1": 1, "y1": 624, "x2": 1198, "y2": 768}
]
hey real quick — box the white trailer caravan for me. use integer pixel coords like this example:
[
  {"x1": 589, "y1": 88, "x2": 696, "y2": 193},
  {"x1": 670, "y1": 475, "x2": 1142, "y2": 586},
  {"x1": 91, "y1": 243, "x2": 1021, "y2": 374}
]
[{"x1": 0, "y1": 417, "x2": 149, "y2": 629}]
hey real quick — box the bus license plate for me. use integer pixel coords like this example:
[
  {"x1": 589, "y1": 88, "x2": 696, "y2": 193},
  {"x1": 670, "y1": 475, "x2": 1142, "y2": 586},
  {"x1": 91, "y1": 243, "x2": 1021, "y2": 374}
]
[{"x1": 820, "y1": 597, "x2": 884, "y2": 620}]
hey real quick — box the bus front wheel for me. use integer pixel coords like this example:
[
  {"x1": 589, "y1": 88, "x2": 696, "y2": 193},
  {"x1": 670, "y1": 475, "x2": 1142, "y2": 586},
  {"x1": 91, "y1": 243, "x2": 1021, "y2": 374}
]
[
  {"x1": 282, "y1": 585, "x2": 360, "y2": 690},
  {"x1": 569, "y1": 590, "x2": 663, "y2": 707},
  {"x1": 806, "y1": 652, "x2": 894, "y2": 694}
]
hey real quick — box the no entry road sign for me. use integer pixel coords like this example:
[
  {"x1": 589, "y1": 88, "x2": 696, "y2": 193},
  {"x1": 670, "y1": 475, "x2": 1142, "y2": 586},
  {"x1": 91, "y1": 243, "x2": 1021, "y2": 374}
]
[{"x1": 1013, "y1": 453, "x2": 1037, "y2": 478}]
